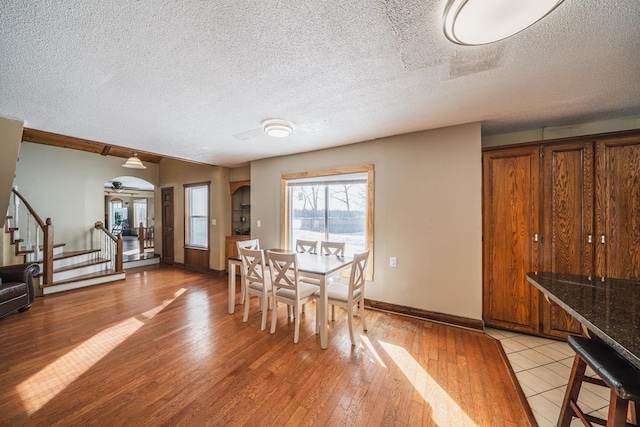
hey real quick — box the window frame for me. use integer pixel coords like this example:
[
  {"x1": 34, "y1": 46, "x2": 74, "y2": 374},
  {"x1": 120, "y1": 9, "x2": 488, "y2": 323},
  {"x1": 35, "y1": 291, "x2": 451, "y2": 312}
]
[
  {"x1": 281, "y1": 165, "x2": 374, "y2": 280},
  {"x1": 133, "y1": 198, "x2": 147, "y2": 229},
  {"x1": 184, "y1": 181, "x2": 210, "y2": 249}
]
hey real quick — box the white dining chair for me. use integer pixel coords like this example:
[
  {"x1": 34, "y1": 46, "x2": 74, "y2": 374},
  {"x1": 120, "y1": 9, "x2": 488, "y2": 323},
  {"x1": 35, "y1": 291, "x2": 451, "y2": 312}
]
[
  {"x1": 239, "y1": 247, "x2": 271, "y2": 331},
  {"x1": 316, "y1": 249, "x2": 370, "y2": 346},
  {"x1": 237, "y1": 239, "x2": 259, "y2": 251},
  {"x1": 295, "y1": 239, "x2": 318, "y2": 254},
  {"x1": 267, "y1": 250, "x2": 318, "y2": 344},
  {"x1": 236, "y1": 239, "x2": 260, "y2": 304},
  {"x1": 320, "y1": 241, "x2": 345, "y2": 256},
  {"x1": 320, "y1": 241, "x2": 347, "y2": 286}
]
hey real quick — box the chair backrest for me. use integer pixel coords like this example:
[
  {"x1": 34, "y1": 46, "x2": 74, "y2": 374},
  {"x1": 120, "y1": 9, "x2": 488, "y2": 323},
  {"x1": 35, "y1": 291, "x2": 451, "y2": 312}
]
[
  {"x1": 238, "y1": 247, "x2": 267, "y2": 285},
  {"x1": 295, "y1": 239, "x2": 318, "y2": 254},
  {"x1": 320, "y1": 241, "x2": 345, "y2": 256},
  {"x1": 237, "y1": 238, "x2": 260, "y2": 252},
  {"x1": 267, "y1": 251, "x2": 299, "y2": 293},
  {"x1": 348, "y1": 250, "x2": 370, "y2": 301}
]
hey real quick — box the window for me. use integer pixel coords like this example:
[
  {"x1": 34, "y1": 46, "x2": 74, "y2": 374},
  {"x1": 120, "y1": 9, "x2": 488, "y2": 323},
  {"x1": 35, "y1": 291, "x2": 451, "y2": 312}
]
[
  {"x1": 133, "y1": 199, "x2": 147, "y2": 228},
  {"x1": 184, "y1": 182, "x2": 209, "y2": 248},
  {"x1": 281, "y1": 165, "x2": 374, "y2": 278},
  {"x1": 109, "y1": 199, "x2": 125, "y2": 234}
]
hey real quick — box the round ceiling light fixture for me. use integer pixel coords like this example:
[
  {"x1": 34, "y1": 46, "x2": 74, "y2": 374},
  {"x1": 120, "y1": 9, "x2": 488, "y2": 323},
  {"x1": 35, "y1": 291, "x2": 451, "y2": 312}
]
[
  {"x1": 263, "y1": 119, "x2": 294, "y2": 138},
  {"x1": 443, "y1": 0, "x2": 565, "y2": 46}
]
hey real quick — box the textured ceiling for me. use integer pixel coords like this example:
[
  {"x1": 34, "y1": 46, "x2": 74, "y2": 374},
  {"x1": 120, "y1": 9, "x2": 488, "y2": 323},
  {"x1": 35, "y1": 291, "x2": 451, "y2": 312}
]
[{"x1": 1, "y1": 0, "x2": 640, "y2": 167}]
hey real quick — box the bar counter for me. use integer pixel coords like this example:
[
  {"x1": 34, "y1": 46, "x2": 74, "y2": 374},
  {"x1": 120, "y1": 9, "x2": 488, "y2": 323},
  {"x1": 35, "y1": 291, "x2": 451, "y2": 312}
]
[{"x1": 526, "y1": 271, "x2": 640, "y2": 370}]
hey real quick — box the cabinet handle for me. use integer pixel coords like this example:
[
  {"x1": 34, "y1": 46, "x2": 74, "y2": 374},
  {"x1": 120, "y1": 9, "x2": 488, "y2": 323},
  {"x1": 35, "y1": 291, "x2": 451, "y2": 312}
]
[
  {"x1": 601, "y1": 234, "x2": 605, "y2": 244},
  {"x1": 534, "y1": 233, "x2": 538, "y2": 242},
  {"x1": 588, "y1": 234, "x2": 592, "y2": 244}
]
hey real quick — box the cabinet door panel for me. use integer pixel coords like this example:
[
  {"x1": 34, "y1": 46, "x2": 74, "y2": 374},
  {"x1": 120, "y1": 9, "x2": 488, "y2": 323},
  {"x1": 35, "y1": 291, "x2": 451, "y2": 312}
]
[
  {"x1": 595, "y1": 137, "x2": 640, "y2": 279},
  {"x1": 483, "y1": 147, "x2": 540, "y2": 333},
  {"x1": 541, "y1": 142, "x2": 593, "y2": 338}
]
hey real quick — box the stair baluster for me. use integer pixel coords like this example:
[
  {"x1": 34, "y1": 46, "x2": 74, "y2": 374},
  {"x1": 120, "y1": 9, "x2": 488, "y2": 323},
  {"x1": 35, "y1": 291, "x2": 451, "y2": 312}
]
[{"x1": 94, "y1": 222, "x2": 123, "y2": 273}]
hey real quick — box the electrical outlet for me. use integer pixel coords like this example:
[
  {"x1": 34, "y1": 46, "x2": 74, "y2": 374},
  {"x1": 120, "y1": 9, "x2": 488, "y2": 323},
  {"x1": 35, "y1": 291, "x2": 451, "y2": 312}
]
[
  {"x1": 256, "y1": 220, "x2": 261, "y2": 227},
  {"x1": 389, "y1": 257, "x2": 397, "y2": 267}
]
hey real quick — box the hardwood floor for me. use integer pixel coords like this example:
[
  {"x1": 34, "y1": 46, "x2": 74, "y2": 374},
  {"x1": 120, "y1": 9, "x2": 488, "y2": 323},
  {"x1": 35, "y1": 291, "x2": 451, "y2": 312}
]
[{"x1": 0, "y1": 266, "x2": 535, "y2": 426}]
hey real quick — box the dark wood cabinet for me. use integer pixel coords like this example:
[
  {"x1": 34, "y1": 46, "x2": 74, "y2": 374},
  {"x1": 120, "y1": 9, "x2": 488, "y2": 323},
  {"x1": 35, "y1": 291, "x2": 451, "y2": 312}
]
[
  {"x1": 483, "y1": 146, "x2": 540, "y2": 334},
  {"x1": 483, "y1": 132, "x2": 640, "y2": 338},
  {"x1": 594, "y1": 137, "x2": 640, "y2": 280},
  {"x1": 540, "y1": 142, "x2": 593, "y2": 338}
]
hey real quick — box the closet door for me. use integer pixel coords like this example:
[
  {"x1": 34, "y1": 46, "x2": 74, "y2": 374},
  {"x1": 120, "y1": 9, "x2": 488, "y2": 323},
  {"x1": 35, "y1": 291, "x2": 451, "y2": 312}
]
[
  {"x1": 483, "y1": 147, "x2": 540, "y2": 333},
  {"x1": 540, "y1": 142, "x2": 593, "y2": 338},
  {"x1": 595, "y1": 136, "x2": 640, "y2": 280}
]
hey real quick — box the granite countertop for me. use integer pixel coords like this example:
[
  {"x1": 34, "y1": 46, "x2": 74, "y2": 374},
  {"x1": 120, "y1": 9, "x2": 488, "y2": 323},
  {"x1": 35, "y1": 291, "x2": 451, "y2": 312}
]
[{"x1": 526, "y1": 271, "x2": 640, "y2": 370}]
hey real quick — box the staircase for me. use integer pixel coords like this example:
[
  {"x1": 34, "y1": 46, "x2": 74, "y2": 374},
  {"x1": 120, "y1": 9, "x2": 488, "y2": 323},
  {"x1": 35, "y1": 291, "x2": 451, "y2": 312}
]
[
  {"x1": 41, "y1": 247, "x2": 126, "y2": 295},
  {"x1": 4, "y1": 189, "x2": 126, "y2": 295}
]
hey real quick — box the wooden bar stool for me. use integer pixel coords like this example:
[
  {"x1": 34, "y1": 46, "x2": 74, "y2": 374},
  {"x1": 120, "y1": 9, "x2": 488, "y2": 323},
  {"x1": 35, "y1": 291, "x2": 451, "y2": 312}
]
[{"x1": 559, "y1": 335, "x2": 640, "y2": 427}]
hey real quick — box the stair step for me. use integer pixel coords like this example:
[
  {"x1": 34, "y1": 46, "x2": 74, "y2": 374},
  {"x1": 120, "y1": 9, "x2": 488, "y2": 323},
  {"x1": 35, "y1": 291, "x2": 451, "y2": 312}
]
[
  {"x1": 42, "y1": 269, "x2": 126, "y2": 295},
  {"x1": 45, "y1": 269, "x2": 122, "y2": 287},
  {"x1": 54, "y1": 258, "x2": 111, "y2": 273},
  {"x1": 18, "y1": 242, "x2": 65, "y2": 252},
  {"x1": 53, "y1": 248, "x2": 98, "y2": 261}
]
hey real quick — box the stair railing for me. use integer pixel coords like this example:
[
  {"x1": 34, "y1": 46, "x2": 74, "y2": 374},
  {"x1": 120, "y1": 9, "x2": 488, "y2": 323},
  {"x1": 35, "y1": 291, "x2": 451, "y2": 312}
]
[
  {"x1": 138, "y1": 223, "x2": 154, "y2": 253},
  {"x1": 94, "y1": 221, "x2": 123, "y2": 272},
  {"x1": 9, "y1": 187, "x2": 54, "y2": 284}
]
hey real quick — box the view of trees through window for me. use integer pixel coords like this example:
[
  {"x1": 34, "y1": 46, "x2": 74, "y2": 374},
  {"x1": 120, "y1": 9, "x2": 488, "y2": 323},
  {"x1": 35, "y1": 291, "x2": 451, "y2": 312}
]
[{"x1": 289, "y1": 173, "x2": 367, "y2": 257}]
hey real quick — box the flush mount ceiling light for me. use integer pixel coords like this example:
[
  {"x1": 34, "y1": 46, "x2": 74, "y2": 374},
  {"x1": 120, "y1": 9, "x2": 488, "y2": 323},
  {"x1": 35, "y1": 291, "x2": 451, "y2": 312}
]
[
  {"x1": 443, "y1": 0, "x2": 565, "y2": 45},
  {"x1": 263, "y1": 119, "x2": 294, "y2": 138},
  {"x1": 122, "y1": 152, "x2": 146, "y2": 169}
]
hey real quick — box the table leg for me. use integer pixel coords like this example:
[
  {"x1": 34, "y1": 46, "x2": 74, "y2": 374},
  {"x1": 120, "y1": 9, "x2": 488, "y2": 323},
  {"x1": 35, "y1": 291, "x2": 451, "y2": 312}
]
[
  {"x1": 319, "y1": 276, "x2": 328, "y2": 349},
  {"x1": 228, "y1": 259, "x2": 237, "y2": 314}
]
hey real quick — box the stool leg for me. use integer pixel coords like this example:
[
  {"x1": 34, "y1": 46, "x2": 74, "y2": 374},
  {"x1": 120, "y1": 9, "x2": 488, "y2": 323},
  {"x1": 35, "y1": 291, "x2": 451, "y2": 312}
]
[
  {"x1": 559, "y1": 354, "x2": 587, "y2": 427},
  {"x1": 607, "y1": 391, "x2": 629, "y2": 427},
  {"x1": 629, "y1": 401, "x2": 637, "y2": 425}
]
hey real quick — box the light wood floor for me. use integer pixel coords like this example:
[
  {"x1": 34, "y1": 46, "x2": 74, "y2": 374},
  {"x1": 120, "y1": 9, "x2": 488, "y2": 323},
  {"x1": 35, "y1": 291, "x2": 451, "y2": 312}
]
[{"x1": 0, "y1": 266, "x2": 535, "y2": 426}]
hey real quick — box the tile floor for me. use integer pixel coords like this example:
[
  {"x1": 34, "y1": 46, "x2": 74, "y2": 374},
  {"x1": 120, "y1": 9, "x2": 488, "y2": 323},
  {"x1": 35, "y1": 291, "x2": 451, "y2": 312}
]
[{"x1": 485, "y1": 328, "x2": 611, "y2": 427}]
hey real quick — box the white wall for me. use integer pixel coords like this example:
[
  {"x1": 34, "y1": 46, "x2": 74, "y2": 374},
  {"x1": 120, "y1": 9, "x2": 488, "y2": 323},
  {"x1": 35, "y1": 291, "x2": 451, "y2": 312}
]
[
  {"x1": 0, "y1": 117, "x2": 24, "y2": 266},
  {"x1": 156, "y1": 158, "x2": 230, "y2": 270},
  {"x1": 14, "y1": 142, "x2": 159, "y2": 251},
  {"x1": 251, "y1": 123, "x2": 483, "y2": 321},
  {"x1": 0, "y1": 117, "x2": 23, "y2": 226}
]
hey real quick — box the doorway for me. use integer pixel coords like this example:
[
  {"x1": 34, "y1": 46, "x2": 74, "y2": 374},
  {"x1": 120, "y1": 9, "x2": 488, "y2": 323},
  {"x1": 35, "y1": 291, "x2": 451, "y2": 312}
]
[{"x1": 161, "y1": 187, "x2": 174, "y2": 265}]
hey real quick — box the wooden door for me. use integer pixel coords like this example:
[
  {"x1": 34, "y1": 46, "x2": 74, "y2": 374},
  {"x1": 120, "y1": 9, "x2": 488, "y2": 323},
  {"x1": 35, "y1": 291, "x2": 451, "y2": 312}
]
[
  {"x1": 483, "y1": 147, "x2": 541, "y2": 334},
  {"x1": 162, "y1": 187, "x2": 174, "y2": 265},
  {"x1": 595, "y1": 136, "x2": 640, "y2": 279},
  {"x1": 540, "y1": 142, "x2": 593, "y2": 338}
]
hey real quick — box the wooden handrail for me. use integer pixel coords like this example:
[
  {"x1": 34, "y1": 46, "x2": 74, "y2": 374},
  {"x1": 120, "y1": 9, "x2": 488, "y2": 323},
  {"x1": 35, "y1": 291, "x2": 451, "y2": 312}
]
[
  {"x1": 94, "y1": 221, "x2": 119, "y2": 242},
  {"x1": 94, "y1": 221, "x2": 123, "y2": 272},
  {"x1": 11, "y1": 188, "x2": 46, "y2": 229}
]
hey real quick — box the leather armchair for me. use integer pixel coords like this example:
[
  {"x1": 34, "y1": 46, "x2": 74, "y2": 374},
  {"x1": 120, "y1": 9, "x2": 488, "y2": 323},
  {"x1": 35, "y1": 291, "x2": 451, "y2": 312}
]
[{"x1": 0, "y1": 263, "x2": 39, "y2": 319}]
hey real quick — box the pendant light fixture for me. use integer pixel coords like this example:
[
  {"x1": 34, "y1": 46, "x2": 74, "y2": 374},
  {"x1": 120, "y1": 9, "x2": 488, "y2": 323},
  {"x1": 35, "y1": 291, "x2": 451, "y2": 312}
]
[
  {"x1": 443, "y1": 0, "x2": 565, "y2": 46},
  {"x1": 122, "y1": 152, "x2": 146, "y2": 169}
]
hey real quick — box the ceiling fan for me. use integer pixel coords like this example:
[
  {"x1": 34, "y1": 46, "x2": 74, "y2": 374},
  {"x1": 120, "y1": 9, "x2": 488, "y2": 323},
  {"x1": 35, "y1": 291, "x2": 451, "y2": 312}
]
[
  {"x1": 111, "y1": 181, "x2": 124, "y2": 192},
  {"x1": 105, "y1": 181, "x2": 138, "y2": 196}
]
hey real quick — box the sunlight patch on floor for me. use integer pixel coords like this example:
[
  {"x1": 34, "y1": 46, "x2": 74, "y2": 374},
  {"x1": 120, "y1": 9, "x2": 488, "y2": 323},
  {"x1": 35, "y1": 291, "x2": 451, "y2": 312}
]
[
  {"x1": 17, "y1": 288, "x2": 187, "y2": 415},
  {"x1": 379, "y1": 341, "x2": 477, "y2": 427},
  {"x1": 359, "y1": 335, "x2": 386, "y2": 368}
]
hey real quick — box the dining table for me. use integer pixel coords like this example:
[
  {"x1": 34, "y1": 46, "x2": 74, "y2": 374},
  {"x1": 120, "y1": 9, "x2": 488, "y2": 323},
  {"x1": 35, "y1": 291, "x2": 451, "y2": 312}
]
[
  {"x1": 526, "y1": 271, "x2": 640, "y2": 370},
  {"x1": 228, "y1": 250, "x2": 353, "y2": 349}
]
